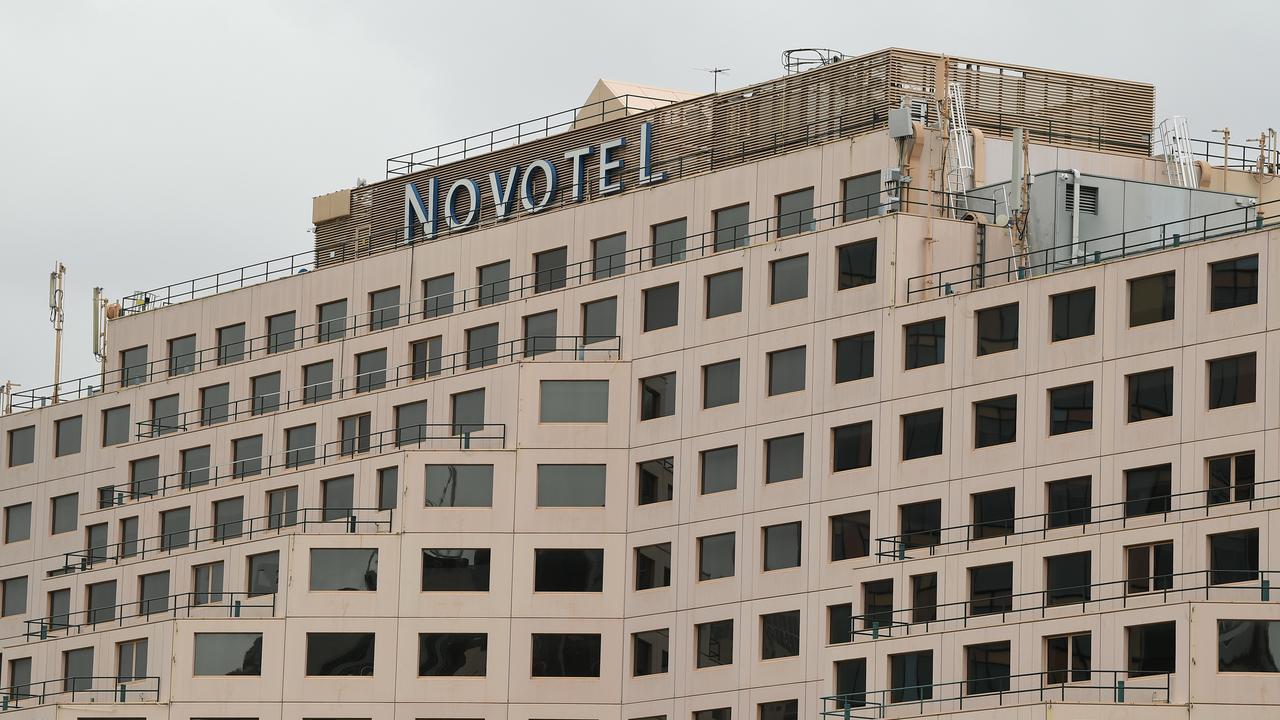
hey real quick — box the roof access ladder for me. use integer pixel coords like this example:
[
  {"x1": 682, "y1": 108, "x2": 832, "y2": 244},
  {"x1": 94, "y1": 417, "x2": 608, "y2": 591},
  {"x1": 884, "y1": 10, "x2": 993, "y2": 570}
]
[
  {"x1": 945, "y1": 81, "x2": 974, "y2": 217},
  {"x1": 1157, "y1": 116, "x2": 1198, "y2": 188}
]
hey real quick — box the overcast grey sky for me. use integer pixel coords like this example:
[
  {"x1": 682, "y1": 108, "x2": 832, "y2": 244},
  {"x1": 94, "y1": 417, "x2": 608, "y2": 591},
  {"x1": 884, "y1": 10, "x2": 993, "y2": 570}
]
[{"x1": 1, "y1": 0, "x2": 1276, "y2": 393}]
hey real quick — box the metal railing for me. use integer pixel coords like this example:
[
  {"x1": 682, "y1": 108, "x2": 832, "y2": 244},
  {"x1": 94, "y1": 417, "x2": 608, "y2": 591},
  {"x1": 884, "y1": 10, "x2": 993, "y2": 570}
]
[
  {"x1": 52, "y1": 507, "x2": 390, "y2": 577},
  {"x1": 24, "y1": 591, "x2": 275, "y2": 641},
  {"x1": 843, "y1": 569, "x2": 1278, "y2": 643},
  {"x1": 132, "y1": 335, "x2": 618, "y2": 440},
  {"x1": 1180, "y1": 136, "x2": 1280, "y2": 173},
  {"x1": 906, "y1": 196, "x2": 1275, "y2": 301},
  {"x1": 876, "y1": 477, "x2": 1280, "y2": 561},
  {"x1": 819, "y1": 669, "x2": 1170, "y2": 720},
  {"x1": 0, "y1": 676, "x2": 160, "y2": 711}
]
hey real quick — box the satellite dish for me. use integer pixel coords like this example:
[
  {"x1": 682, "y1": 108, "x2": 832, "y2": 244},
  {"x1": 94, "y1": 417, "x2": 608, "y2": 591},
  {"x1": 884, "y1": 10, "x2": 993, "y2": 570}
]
[{"x1": 995, "y1": 213, "x2": 1010, "y2": 227}]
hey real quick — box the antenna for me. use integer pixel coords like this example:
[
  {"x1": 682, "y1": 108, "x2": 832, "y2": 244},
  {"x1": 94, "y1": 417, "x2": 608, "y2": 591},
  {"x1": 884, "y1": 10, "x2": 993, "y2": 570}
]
[
  {"x1": 696, "y1": 67, "x2": 731, "y2": 92},
  {"x1": 49, "y1": 262, "x2": 66, "y2": 404}
]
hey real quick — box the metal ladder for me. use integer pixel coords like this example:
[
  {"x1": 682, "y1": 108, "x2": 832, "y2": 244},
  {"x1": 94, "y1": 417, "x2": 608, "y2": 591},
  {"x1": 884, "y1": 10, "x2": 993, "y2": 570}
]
[
  {"x1": 1157, "y1": 116, "x2": 1197, "y2": 188},
  {"x1": 945, "y1": 81, "x2": 973, "y2": 216}
]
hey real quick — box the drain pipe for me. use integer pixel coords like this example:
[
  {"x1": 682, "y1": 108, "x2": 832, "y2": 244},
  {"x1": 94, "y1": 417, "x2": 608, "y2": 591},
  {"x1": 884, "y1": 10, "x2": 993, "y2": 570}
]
[{"x1": 1069, "y1": 169, "x2": 1083, "y2": 263}]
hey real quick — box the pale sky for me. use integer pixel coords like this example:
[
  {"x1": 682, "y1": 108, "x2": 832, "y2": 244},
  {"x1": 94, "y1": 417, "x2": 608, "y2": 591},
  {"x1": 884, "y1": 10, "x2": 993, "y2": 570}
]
[{"x1": 1, "y1": 0, "x2": 1276, "y2": 392}]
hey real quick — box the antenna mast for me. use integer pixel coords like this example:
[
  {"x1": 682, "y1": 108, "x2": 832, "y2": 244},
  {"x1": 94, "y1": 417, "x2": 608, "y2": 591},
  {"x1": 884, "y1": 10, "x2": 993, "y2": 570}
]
[
  {"x1": 49, "y1": 263, "x2": 66, "y2": 404},
  {"x1": 696, "y1": 67, "x2": 731, "y2": 92}
]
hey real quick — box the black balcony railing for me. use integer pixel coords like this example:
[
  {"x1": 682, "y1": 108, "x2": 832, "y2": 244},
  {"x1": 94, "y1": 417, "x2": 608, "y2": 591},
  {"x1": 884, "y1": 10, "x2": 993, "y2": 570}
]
[
  {"x1": 24, "y1": 590, "x2": 275, "y2": 641},
  {"x1": 1, "y1": 676, "x2": 160, "y2": 712}
]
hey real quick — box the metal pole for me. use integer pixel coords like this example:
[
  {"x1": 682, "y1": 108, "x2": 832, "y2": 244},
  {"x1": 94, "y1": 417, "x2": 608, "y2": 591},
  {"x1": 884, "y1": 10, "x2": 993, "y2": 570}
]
[{"x1": 49, "y1": 263, "x2": 66, "y2": 403}]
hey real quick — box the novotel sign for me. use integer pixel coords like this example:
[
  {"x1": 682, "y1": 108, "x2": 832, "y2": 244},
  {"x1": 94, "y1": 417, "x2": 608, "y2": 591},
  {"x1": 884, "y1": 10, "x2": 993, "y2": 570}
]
[{"x1": 403, "y1": 121, "x2": 667, "y2": 240}]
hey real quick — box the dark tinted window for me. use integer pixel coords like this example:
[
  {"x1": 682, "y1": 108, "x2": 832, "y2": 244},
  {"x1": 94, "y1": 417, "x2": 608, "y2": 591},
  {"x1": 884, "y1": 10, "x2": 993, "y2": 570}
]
[
  {"x1": 451, "y1": 389, "x2": 485, "y2": 435},
  {"x1": 700, "y1": 446, "x2": 737, "y2": 494},
  {"x1": 703, "y1": 360, "x2": 740, "y2": 409},
  {"x1": 465, "y1": 324, "x2": 499, "y2": 369},
  {"x1": 777, "y1": 188, "x2": 814, "y2": 237},
  {"x1": 638, "y1": 458, "x2": 674, "y2": 505},
  {"x1": 317, "y1": 299, "x2": 348, "y2": 341},
  {"x1": 247, "y1": 551, "x2": 279, "y2": 596},
  {"x1": 102, "y1": 405, "x2": 131, "y2": 445},
  {"x1": 971, "y1": 488, "x2": 1014, "y2": 539},
  {"x1": 968, "y1": 562, "x2": 1013, "y2": 615},
  {"x1": 120, "y1": 345, "x2": 149, "y2": 386},
  {"x1": 419, "y1": 632, "x2": 486, "y2": 676},
  {"x1": 310, "y1": 548, "x2": 378, "y2": 591},
  {"x1": 217, "y1": 324, "x2": 245, "y2": 365},
  {"x1": 763, "y1": 522, "x2": 802, "y2": 571},
  {"x1": 835, "y1": 332, "x2": 875, "y2": 383},
  {"x1": 890, "y1": 650, "x2": 933, "y2": 702},
  {"x1": 592, "y1": 233, "x2": 626, "y2": 280},
  {"x1": 1046, "y1": 632, "x2": 1092, "y2": 684},
  {"x1": 534, "y1": 246, "x2": 568, "y2": 292},
  {"x1": 696, "y1": 620, "x2": 733, "y2": 667},
  {"x1": 861, "y1": 579, "x2": 892, "y2": 629},
  {"x1": 1126, "y1": 541, "x2": 1173, "y2": 594},
  {"x1": 900, "y1": 500, "x2": 941, "y2": 549},
  {"x1": 193, "y1": 633, "x2": 263, "y2": 676},
  {"x1": 55, "y1": 416, "x2": 81, "y2": 457},
  {"x1": 582, "y1": 296, "x2": 618, "y2": 345},
  {"x1": 1127, "y1": 621, "x2": 1175, "y2": 676},
  {"x1": 1218, "y1": 619, "x2": 1280, "y2": 672},
  {"x1": 425, "y1": 464, "x2": 494, "y2": 507},
  {"x1": 828, "y1": 603, "x2": 853, "y2": 645},
  {"x1": 706, "y1": 269, "x2": 743, "y2": 318},
  {"x1": 1047, "y1": 477, "x2": 1091, "y2": 528},
  {"x1": 1128, "y1": 272, "x2": 1175, "y2": 327},
  {"x1": 651, "y1": 218, "x2": 686, "y2": 266},
  {"x1": 423, "y1": 274, "x2": 455, "y2": 318},
  {"x1": 422, "y1": 548, "x2": 491, "y2": 591},
  {"x1": 902, "y1": 409, "x2": 943, "y2": 460},
  {"x1": 1208, "y1": 353, "x2": 1256, "y2": 408},
  {"x1": 232, "y1": 435, "x2": 262, "y2": 478},
  {"x1": 837, "y1": 239, "x2": 876, "y2": 289},
  {"x1": 714, "y1": 203, "x2": 750, "y2": 251},
  {"x1": 1051, "y1": 288, "x2": 1095, "y2": 341},
  {"x1": 534, "y1": 548, "x2": 604, "y2": 592},
  {"x1": 7, "y1": 427, "x2": 33, "y2": 467},
  {"x1": 1045, "y1": 552, "x2": 1091, "y2": 605},
  {"x1": 640, "y1": 372, "x2": 676, "y2": 420},
  {"x1": 1124, "y1": 464, "x2": 1172, "y2": 517},
  {"x1": 904, "y1": 318, "x2": 945, "y2": 369},
  {"x1": 536, "y1": 464, "x2": 605, "y2": 507},
  {"x1": 760, "y1": 610, "x2": 800, "y2": 659},
  {"x1": 767, "y1": 347, "x2": 806, "y2": 396},
  {"x1": 632, "y1": 629, "x2": 669, "y2": 675},
  {"x1": 643, "y1": 283, "x2": 679, "y2": 331},
  {"x1": 303, "y1": 361, "x2": 333, "y2": 403},
  {"x1": 523, "y1": 310, "x2": 557, "y2": 357},
  {"x1": 1210, "y1": 255, "x2": 1258, "y2": 311},
  {"x1": 698, "y1": 532, "x2": 735, "y2": 580},
  {"x1": 266, "y1": 312, "x2": 295, "y2": 354},
  {"x1": 306, "y1": 632, "x2": 375, "y2": 676},
  {"x1": 831, "y1": 511, "x2": 870, "y2": 561},
  {"x1": 540, "y1": 380, "x2": 609, "y2": 423},
  {"x1": 1209, "y1": 528, "x2": 1258, "y2": 585},
  {"x1": 1127, "y1": 368, "x2": 1174, "y2": 421},
  {"x1": 531, "y1": 633, "x2": 600, "y2": 677},
  {"x1": 1207, "y1": 452, "x2": 1255, "y2": 505},
  {"x1": 355, "y1": 349, "x2": 387, "y2": 392},
  {"x1": 477, "y1": 262, "x2": 509, "y2": 306},
  {"x1": 974, "y1": 395, "x2": 1017, "y2": 448},
  {"x1": 765, "y1": 434, "x2": 804, "y2": 483},
  {"x1": 975, "y1": 303, "x2": 1018, "y2": 355},
  {"x1": 1049, "y1": 383, "x2": 1093, "y2": 435},
  {"x1": 965, "y1": 641, "x2": 1011, "y2": 694},
  {"x1": 168, "y1": 335, "x2": 197, "y2": 376},
  {"x1": 51, "y1": 494, "x2": 77, "y2": 535},
  {"x1": 284, "y1": 425, "x2": 315, "y2": 468},
  {"x1": 833, "y1": 421, "x2": 872, "y2": 471},
  {"x1": 369, "y1": 286, "x2": 401, "y2": 329},
  {"x1": 770, "y1": 254, "x2": 808, "y2": 304},
  {"x1": 635, "y1": 543, "x2": 671, "y2": 590}
]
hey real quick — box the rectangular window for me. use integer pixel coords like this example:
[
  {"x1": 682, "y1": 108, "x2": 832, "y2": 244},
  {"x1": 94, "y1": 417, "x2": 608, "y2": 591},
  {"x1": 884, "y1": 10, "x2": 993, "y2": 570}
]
[
  {"x1": 85, "y1": 522, "x2": 108, "y2": 563},
  {"x1": 8, "y1": 657, "x2": 32, "y2": 699},
  {"x1": 776, "y1": 188, "x2": 814, "y2": 237},
  {"x1": 120, "y1": 345, "x2": 149, "y2": 386},
  {"x1": 317, "y1": 299, "x2": 348, "y2": 341},
  {"x1": 267, "y1": 311, "x2": 296, "y2": 354},
  {"x1": 1047, "y1": 477, "x2": 1091, "y2": 528},
  {"x1": 1046, "y1": 632, "x2": 1092, "y2": 684},
  {"x1": 86, "y1": 580, "x2": 116, "y2": 624},
  {"x1": 1129, "y1": 272, "x2": 1176, "y2": 326},
  {"x1": 835, "y1": 657, "x2": 867, "y2": 703},
  {"x1": 835, "y1": 332, "x2": 874, "y2": 383},
  {"x1": 217, "y1": 324, "x2": 246, "y2": 365},
  {"x1": 103, "y1": 404, "x2": 131, "y2": 445},
  {"x1": 767, "y1": 346, "x2": 806, "y2": 395},
  {"x1": 1127, "y1": 368, "x2": 1174, "y2": 421},
  {"x1": 339, "y1": 413, "x2": 372, "y2": 456},
  {"x1": 837, "y1": 239, "x2": 877, "y2": 289},
  {"x1": 534, "y1": 548, "x2": 604, "y2": 591},
  {"x1": 377, "y1": 467, "x2": 398, "y2": 511},
  {"x1": 540, "y1": 379, "x2": 609, "y2": 422},
  {"x1": 632, "y1": 628, "x2": 669, "y2": 675},
  {"x1": 702, "y1": 360, "x2": 740, "y2": 409},
  {"x1": 193, "y1": 633, "x2": 263, "y2": 676},
  {"x1": 150, "y1": 394, "x2": 180, "y2": 435},
  {"x1": 640, "y1": 372, "x2": 676, "y2": 420},
  {"x1": 62, "y1": 647, "x2": 94, "y2": 692},
  {"x1": 51, "y1": 493, "x2": 78, "y2": 535},
  {"x1": 698, "y1": 532, "x2": 735, "y2": 580},
  {"x1": 832, "y1": 422, "x2": 872, "y2": 472},
  {"x1": 765, "y1": 434, "x2": 804, "y2": 484},
  {"x1": 1126, "y1": 541, "x2": 1174, "y2": 594},
  {"x1": 7, "y1": 426, "x2": 33, "y2": 467},
  {"x1": 705, "y1": 269, "x2": 742, "y2": 318},
  {"x1": 760, "y1": 698, "x2": 798, "y2": 720},
  {"x1": 904, "y1": 318, "x2": 945, "y2": 369},
  {"x1": 4, "y1": 503, "x2": 31, "y2": 543},
  {"x1": 975, "y1": 303, "x2": 1017, "y2": 355},
  {"x1": 369, "y1": 286, "x2": 401, "y2": 330},
  {"x1": 451, "y1": 388, "x2": 485, "y2": 435},
  {"x1": 1125, "y1": 464, "x2": 1172, "y2": 517},
  {"x1": 306, "y1": 632, "x2": 376, "y2": 676},
  {"x1": 695, "y1": 619, "x2": 733, "y2": 667},
  {"x1": 267, "y1": 487, "x2": 298, "y2": 529},
  {"x1": 968, "y1": 562, "x2": 1013, "y2": 615},
  {"x1": 232, "y1": 435, "x2": 263, "y2": 478},
  {"x1": 965, "y1": 641, "x2": 1011, "y2": 694},
  {"x1": 193, "y1": 562, "x2": 224, "y2": 605},
  {"x1": 1209, "y1": 528, "x2": 1258, "y2": 584},
  {"x1": 890, "y1": 650, "x2": 933, "y2": 702},
  {"x1": 477, "y1": 261, "x2": 510, "y2": 306},
  {"x1": 181, "y1": 446, "x2": 212, "y2": 489},
  {"x1": 1049, "y1": 382, "x2": 1093, "y2": 435},
  {"x1": 1210, "y1": 255, "x2": 1258, "y2": 311},
  {"x1": 763, "y1": 522, "x2": 801, "y2": 571},
  {"x1": 395, "y1": 401, "x2": 428, "y2": 447},
  {"x1": 1208, "y1": 353, "x2": 1256, "y2": 408},
  {"x1": 410, "y1": 337, "x2": 443, "y2": 380},
  {"x1": 828, "y1": 603, "x2": 853, "y2": 644},
  {"x1": 635, "y1": 542, "x2": 671, "y2": 590},
  {"x1": 422, "y1": 548, "x2": 491, "y2": 591},
  {"x1": 534, "y1": 246, "x2": 568, "y2": 292},
  {"x1": 643, "y1": 283, "x2": 679, "y2": 331},
  {"x1": 55, "y1": 416, "x2": 82, "y2": 457},
  {"x1": 285, "y1": 424, "x2": 317, "y2": 468},
  {"x1": 160, "y1": 507, "x2": 190, "y2": 550},
  {"x1": 582, "y1": 296, "x2": 617, "y2": 345},
  {"x1": 1051, "y1": 287, "x2": 1095, "y2": 341},
  {"x1": 651, "y1": 218, "x2": 687, "y2": 266},
  {"x1": 199, "y1": 384, "x2": 229, "y2": 426},
  {"x1": 466, "y1": 323, "x2": 499, "y2": 369},
  {"x1": 1045, "y1": 552, "x2": 1091, "y2": 605},
  {"x1": 251, "y1": 372, "x2": 280, "y2": 415},
  {"x1": 168, "y1": 335, "x2": 197, "y2": 376},
  {"x1": 1127, "y1": 621, "x2": 1176, "y2": 676},
  {"x1": 536, "y1": 464, "x2": 606, "y2": 507},
  {"x1": 971, "y1": 488, "x2": 1014, "y2": 539},
  {"x1": 700, "y1": 445, "x2": 737, "y2": 494},
  {"x1": 420, "y1": 632, "x2": 487, "y2": 676},
  {"x1": 47, "y1": 588, "x2": 70, "y2": 630},
  {"x1": 522, "y1": 310, "x2": 557, "y2": 357},
  {"x1": 900, "y1": 500, "x2": 941, "y2": 549},
  {"x1": 356, "y1": 349, "x2": 388, "y2": 392},
  {"x1": 1208, "y1": 451, "x2": 1255, "y2": 505},
  {"x1": 310, "y1": 548, "x2": 379, "y2": 591},
  {"x1": 117, "y1": 638, "x2": 148, "y2": 681},
  {"x1": 530, "y1": 633, "x2": 600, "y2": 677},
  {"x1": 138, "y1": 571, "x2": 170, "y2": 615},
  {"x1": 322, "y1": 476, "x2": 354, "y2": 521},
  {"x1": 861, "y1": 579, "x2": 892, "y2": 629},
  {"x1": 1, "y1": 576, "x2": 26, "y2": 617},
  {"x1": 902, "y1": 408, "x2": 944, "y2": 460},
  {"x1": 423, "y1": 274, "x2": 455, "y2": 318},
  {"x1": 760, "y1": 610, "x2": 800, "y2": 659},
  {"x1": 714, "y1": 203, "x2": 749, "y2": 251},
  {"x1": 592, "y1": 233, "x2": 626, "y2": 280},
  {"x1": 638, "y1": 458, "x2": 674, "y2": 505},
  {"x1": 911, "y1": 573, "x2": 938, "y2": 623},
  {"x1": 212, "y1": 497, "x2": 244, "y2": 541},
  {"x1": 770, "y1": 254, "x2": 808, "y2": 304},
  {"x1": 842, "y1": 172, "x2": 881, "y2": 221},
  {"x1": 1218, "y1": 619, "x2": 1280, "y2": 672},
  {"x1": 247, "y1": 551, "x2": 279, "y2": 596},
  {"x1": 974, "y1": 395, "x2": 1017, "y2": 448}
]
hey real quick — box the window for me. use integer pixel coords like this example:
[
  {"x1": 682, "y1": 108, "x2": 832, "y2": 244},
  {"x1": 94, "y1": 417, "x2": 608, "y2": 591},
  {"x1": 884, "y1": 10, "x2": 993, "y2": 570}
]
[
  {"x1": 322, "y1": 476, "x2": 354, "y2": 521},
  {"x1": 1049, "y1": 382, "x2": 1093, "y2": 435},
  {"x1": 975, "y1": 303, "x2": 1018, "y2": 355},
  {"x1": 212, "y1": 497, "x2": 244, "y2": 541},
  {"x1": 862, "y1": 579, "x2": 892, "y2": 629},
  {"x1": 540, "y1": 380, "x2": 609, "y2": 422},
  {"x1": 160, "y1": 507, "x2": 190, "y2": 550},
  {"x1": 1218, "y1": 619, "x2": 1280, "y2": 672},
  {"x1": 422, "y1": 548, "x2": 491, "y2": 591},
  {"x1": 1208, "y1": 451, "x2": 1255, "y2": 505},
  {"x1": 369, "y1": 286, "x2": 401, "y2": 329},
  {"x1": 832, "y1": 422, "x2": 872, "y2": 472},
  {"x1": 901, "y1": 409, "x2": 943, "y2": 460},
  {"x1": 55, "y1": 416, "x2": 82, "y2": 457},
  {"x1": 251, "y1": 372, "x2": 280, "y2": 415},
  {"x1": 971, "y1": 488, "x2": 1014, "y2": 539},
  {"x1": 530, "y1": 633, "x2": 600, "y2": 677},
  {"x1": 834, "y1": 332, "x2": 874, "y2": 383},
  {"x1": 1129, "y1": 272, "x2": 1175, "y2": 326},
  {"x1": 695, "y1": 619, "x2": 733, "y2": 667},
  {"x1": 763, "y1": 522, "x2": 801, "y2": 571},
  {"x1": 232, "y1": 435, "x2": 263, "y2": 478},
  {"x1": 770, "y1": 254, "x2": 808, "y2": 304},
  {"x1": 477, "y1": 261, "x2": 509, "y2": 306},
  {"x1": 1051, "y1": 287, "x2": 1095, "y2": 341},
  {"x1": 304, "y1": 361, "x2": 333, "y2": 403},
  {"x1": 51, "y1": 493, "x2": 77, "y2": 535},
  {"x1": 837, "y1": 239, "x2": 877, "y2": 289},
  {"x1": 120, "y1": 345, "x2": 149, "y2": 386},
  {"x1": 835, "y1": 657, "x2": 868, "y2": 703},
  {"x1": 267, "y1": 312, "x2": 296, "y2": 353},
  {"x1": 974, "y1": 396, "x2": 1017, "y2": 448},
  {"x1": 1, "y1": 576, "x2": 26, "y2": 616},
  {"x1": 247, "y1": 552, "x2": 279, "y2": 596},
  {"x1": 193, "y1": 633, "x2": 263, "y2": 676},
  {"x1": 465, "y1": 323, "x2": 499, "y2": 369},
  {"x1": 8, "y1": 656, "x2": 32, "y2": 699},
  {"x1": 423, "y1": 274, "x2": 455, "y2": 318},
  {"x1": 1046, "y1": 552, "x2": 1091, "y2": 605},
  {"x1": 679, "y1": 443, "x2": 728, "y2": 497},
  {"x1": 62, "y1": 647, "x2": 93, "y2": 692},
  {"x1": 1127, "y1": 368, "x2": 1174, "y2": 421},
  {"x1": 643, "y1": 283, "x2": 679, "y2": 331},
  {"x1": 828, "y1": 603, "x2": 853, "y2": 644},
  {"x1": 965, "y1": 641, "x2": 1010, "y2": 694},
  {"x1": 451, "y1": 389, "x2": 485, "y2": 435},
  {"x1": 4, "y1": 503, "x2": 31, "y2": 543},
  {"x1": 638, "y1": 458, "x2": 674, "y2": 505},
  {"x1": 306, "y1": 632, "x2": 375, "y2": 676},
  {"x1": 900, "y1": 500, "x2": 941, "y2": 549},
  {"x1": 103, "y1": 404, "x2": 131, "y2": 444},
  {"x1": 217, "y1": 324, "x2": 246, "y2": 365},
  {"x1": 534, "y1": 548, "x2": 604, "y2": 591},
  {"x1": 523, "y1": 310, "x2": 557, "y2": 357},
  {"x1": 147, "y1": 394, "x2": 179, "y2": 436},
  {"x1": 652, "y1": 218, "x2": 686, "y2": 266},
  {"x1": 395, "y1": 401, "x2": 428, "y2": 447},
  {"x1": 1210, "y1": 255, "x2": 1258, "y2": 311},
  {"x1": 86, "y1": 522, "x2": 108, "y2": 563},
  {"x1": 632, "y1": 629, "x2": 669, "y2": 675},
  {"x1": 767, "y1": 346, "x2": 806, "y2": 395},
  {"x1": 119, "y1": 517, "x2": 138, "y2": 558},
  {"x1": 285, "y1": 425, "x2": 316, "y2": 468},
  {"x1": 714, "y1": 203, "x2": 749, "y2": 251},
  {"x1": 777, "y1": 188, "x2": 814, "y2": 237},
  {"x1": 138, "y1": 571, "x2": 170, "y2": 615},
  {"x1": 339, "y1": 413, "x2": 372, "y2": 456},
  {"x1": 640, "y1": 372, "x2": 676, "y2": 420},
  {"x1": 377, "y1": 467, "x2": 398, "y2": 511},
  {"x1": 842, "y1": 172, "x2": 881, "y2": 221},
  {"x1": 47, "y1": 588, "x2": 70, "y2": 630},
  {"x1": 425, "y1": 464, "x2": 494, "y2": 507},
  {"x1": 1209, "y1": 528, "x2": 1258, "y2": 584},
  {"x1": 7, "y1": 426, "x2": 33, "y2": 467},
  {"x1": 356, "y1": 349, "x2": 388, "y2": 392},
  {"x1": 889, "y1": 650, "x2": 933, "y2": 702},
  {"x1": 698, "y1": 532, "x2": 735, "y2": 580},
  {"x1": 759, "y1": 701, "x2": 797, "y2": 720},
  {"x1": 592, "y1": 233, "x2": 627, "y2": 279},
  {"x1": 534, "y1": 246, "x2": 568, "y2": 292},
  {"x1": 86, "y1": 580, "x2": 116, "y2": 624},
  {"x1": 419, "y1": 632, "x2": 487, "y2": 676},
  {"x1": 199, "y1": 384, "x2": 229, "y2": 426},
  {"x1": 1208, "y1": 353, "x2": 1256, "y2": 408},
  {"x1": 267, "y1": 487, "x2": 298, "y2": 529},
  {"x1": 411, "y1": 337, "x2": 443, "y2": 379},
  {"x1": 968, "y1": 562, "x2": 1013, "y2": 615},
  {"x1": 705, "y1": 269, "x2": 742, "y2": 318},
  {"x1": 702, "y1": 360, "x2": 740, "y2": 408},
  {"x1": 117, "y1": 638, "x2": 148, "y2": 682},
  {"x1": 193, "y1": 562, "x2": 224, "y2": 605},
  {"x1": 765, "y1": 434, "x2": 804, "y2": 483},
  {"x1": 635, "y1": 543, "x2": 671, "y2": 590},
  {"x1": 310, "y1": 548, "x2": 378, "y2": 591},
  {"x1": 828, "y1": 512, "x2": 870, "y2": 562},
  {"x1": 317, "y1": 299, "x2": 348, "y2": 341},
  {"x1": 1127, "y1": 621, "x2": 1175, "y2": 676},
  {"x1": 582, "y1": 296, "x2": 617, "y2": 345},
  {"x1": 1125, "y1": 464, "x2": 1172, "y2": 517},
  {"x1": 1126, "y1": 541, "x2": 1173, "y2": 594},
  {"x1": 1047, "y1": 477, "x2": 1091, "y2": 528},
  {"x1": 911, "y1": 573, "x2": 938, "y2": 623},
  {"x1": 761, "y1": 610, "x2": 800, "y2": 659},
  {"x1": 904, "y1": 318, "x2": 945, "y2": 369},
  {"x1": 168, "y1": 335, "x2": 197, "y2": 376},
  {"x1": 1046, "y1": 632, "x2": 1092, "y2": 683},
  {"x1": 536, "y1": 464, "x2": 606, "y2": 507}
]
